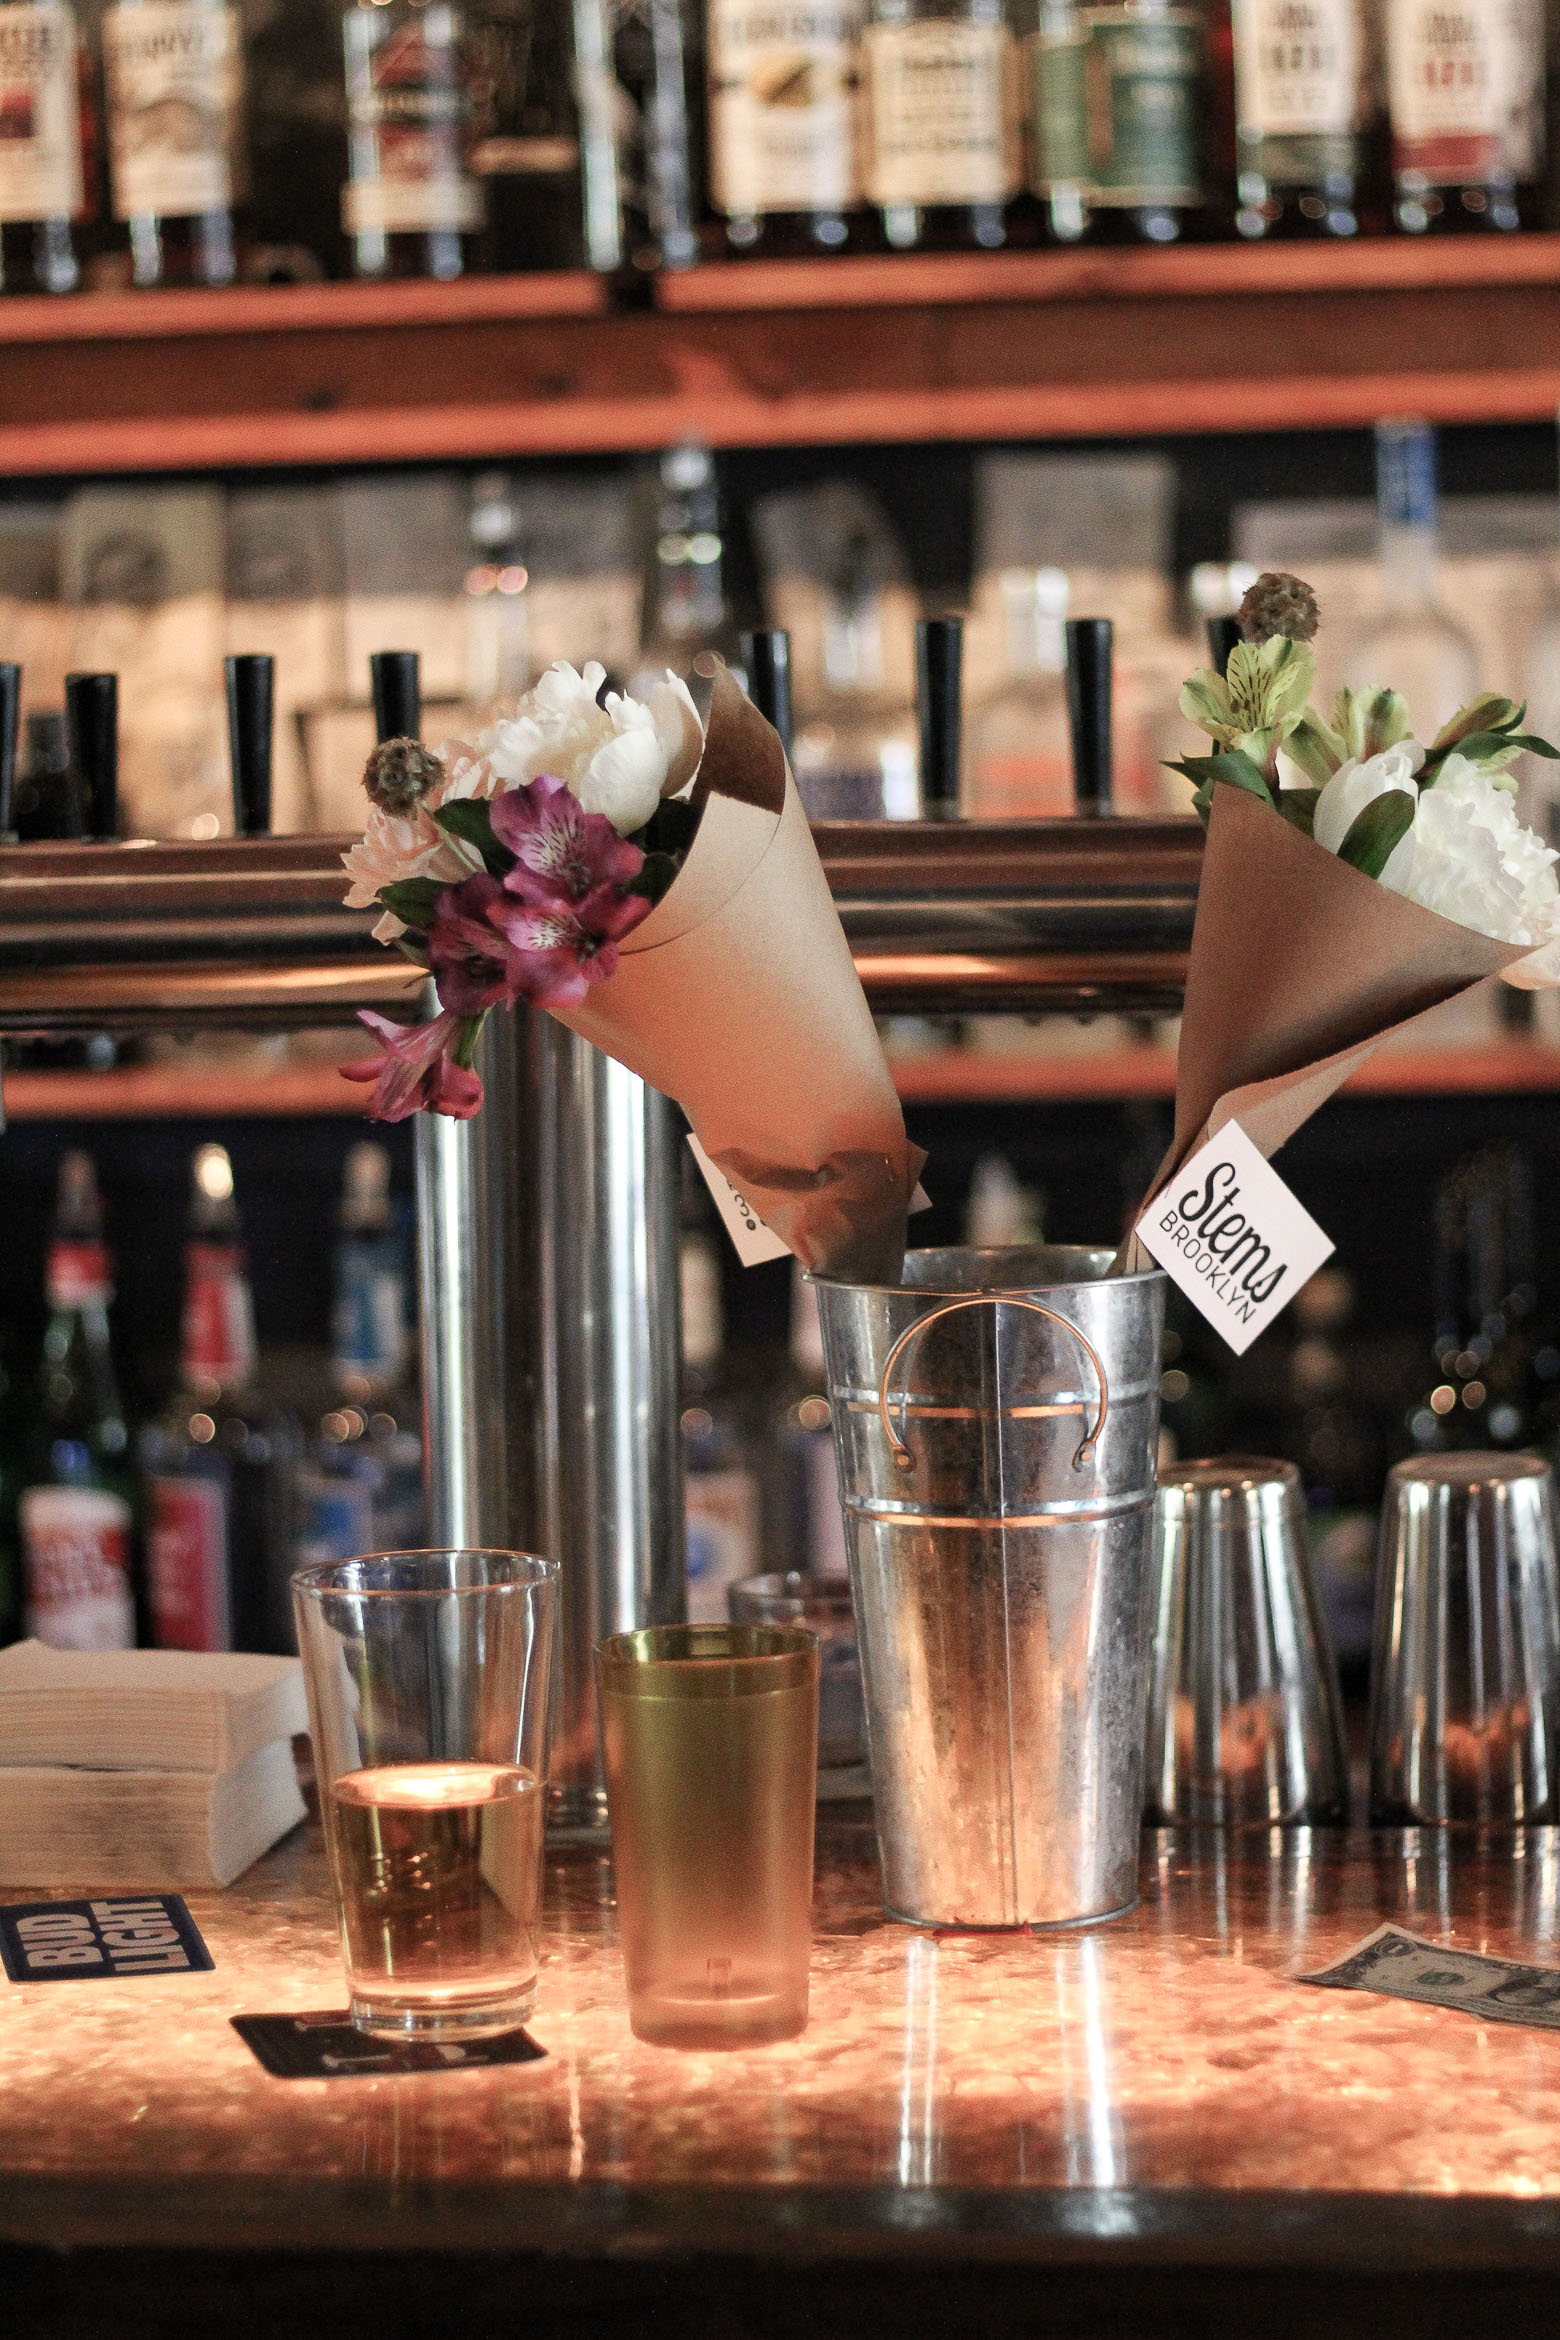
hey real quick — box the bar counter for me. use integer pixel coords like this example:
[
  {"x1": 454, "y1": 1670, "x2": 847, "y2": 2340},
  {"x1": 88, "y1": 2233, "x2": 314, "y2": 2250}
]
[{"x1": 6, "y1": 1812, "x2": 1560, "y2": 2336}]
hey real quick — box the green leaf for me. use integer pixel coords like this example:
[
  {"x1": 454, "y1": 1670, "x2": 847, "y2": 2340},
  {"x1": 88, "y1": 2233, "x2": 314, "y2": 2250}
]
[
  {"x1": 432, "y1": 798, "x2": 514, "y2": 874},
  {"x1": 377, "y1": 877, "x2": 445, "y2": 932},
  {"x1": 1166, "y1": 747, "x2": 1277, "y2": 826},
  {"x1": 1422, "y1": 728, "x2": 1560, "y2": 779},
  {"x1": 394, "y1": 932, "x2": 431, "y2": 968},
  {"x1": 1336, "y1": 788, "x2": 1416, "y2": 878},
  {"x1": 1275, "y1": 789, "x2": 1321, "y2": 837}
]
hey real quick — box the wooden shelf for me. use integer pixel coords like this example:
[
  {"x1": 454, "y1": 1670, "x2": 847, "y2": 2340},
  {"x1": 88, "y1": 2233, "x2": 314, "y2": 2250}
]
[
  {"x1": 9, "y1": 1037, "x2": 1560, "y2": 1119},
  {"x1": 7, "y1": 241, "x2": 1560, "y2": 474}
]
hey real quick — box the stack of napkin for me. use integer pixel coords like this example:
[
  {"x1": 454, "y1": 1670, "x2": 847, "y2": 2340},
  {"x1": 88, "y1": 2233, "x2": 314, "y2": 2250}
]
[{"x1": 0, "y1": 1641, "x2": 309, "y2": 1889}]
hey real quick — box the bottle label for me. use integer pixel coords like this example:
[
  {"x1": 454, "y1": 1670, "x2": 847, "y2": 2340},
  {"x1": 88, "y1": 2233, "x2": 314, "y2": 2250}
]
[
  {"x1": 103, "y1": 1, "x2": 240, "y2": 219},
  {"x1": 864, "y1": 19, "x2": 1017, "y2": 207},
  {"x1": 1234, "y1": 0, "x2": 1361, "y2": 137},
  {"x1": 148, "y1": 1473, "x2": 230, "y2": 1652},
  {"x1": 1075, "y1": 4, "x2": 1203, "y2": 203},
  {"x1": 1388, "y1": 0, "x2": 1537, "y2": 181},
  {"x1": 332, "y1": 1246, "x2": 408, "y2": 1388},
  {"x1": 685, "y1": 1464, "x2": 760, "y2": 1626},
  {"x1": 342, "y1": 4, "x2": 483, "y2": 235},
  {"x1": 21, "y1": 1485, "x2": 135, "y2": 1651},
  {"x1": 1029, "y1": 27, "x2": 1091, "y2": 187},
  {"x1": 46, "y1": 1239, "x2": 111, "y2": 1311},
  {"x1": 708, "y1": 0, "x2": 863, "y2": 217},
  {"x1": 0, "y1": 2, "x2": 83, "y2": 222},
  {"x1": 181, "y1": 1241, "x2": 257, "y2": 1389}
]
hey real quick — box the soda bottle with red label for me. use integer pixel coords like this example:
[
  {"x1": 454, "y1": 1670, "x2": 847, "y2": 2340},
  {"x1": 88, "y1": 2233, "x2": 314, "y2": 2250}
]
[
  {"x1": 19, "y1": 1151, "x2": 137, "y2": 1651},
  {"x1": 140, "y1": 1143, "x2": 298, "y2": 1655}
]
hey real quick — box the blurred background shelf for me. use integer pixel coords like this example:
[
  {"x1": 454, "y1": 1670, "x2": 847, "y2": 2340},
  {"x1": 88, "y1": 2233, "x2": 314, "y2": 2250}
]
[
  {"x1": 10, "y1": 242, "x2": 1560, "y2": 475},
  {"x1": 12, "y1": 1037, "x2": 1560, "y2": 1119}
]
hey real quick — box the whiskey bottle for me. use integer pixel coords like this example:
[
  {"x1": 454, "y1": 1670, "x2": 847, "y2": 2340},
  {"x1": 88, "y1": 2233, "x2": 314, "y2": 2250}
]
[
  {"x1": 1231, "y1": 0, "x2": 1370, "y2": 236},
  {"x1": 19, "y1": 1153, "x2": 136, "y2": 1651},
  {"x1": 102, "y1": 0, "x2": 242, "y2": 285},
  {"x1": 342, "y1": 0, "x2": 482, "y2": 280},
  {"x1": 791, "y1": 531, "x2": 918, "y2": 817},
  {"x1": 469, "y1": 0, "x2": 588, "y2": 269},
  {"x1": 141, "y1": 1144, "x2": 299, "y2": 1653},
  {"x1": 1030, "y1": 0, "x2": 1205, "y2": 244},
  {"x1": 864, "y1": 0, "x2": 1017, "y2": 250},
  {"x1": 1387, "y1": 0, "x2": 1542, "y2": 233},
  {"x1": 0, "y1": 0, "x2": 84, "y2": 292},
  {"x1": 706, "y1": 0, "x2": 866, "y2": 255},
  {"x1": 965, "y1": 567, "x2": 1072, "y2": 815},
  {"x1": 631, "y1": 441, "x2": 747, "y2": 692}
]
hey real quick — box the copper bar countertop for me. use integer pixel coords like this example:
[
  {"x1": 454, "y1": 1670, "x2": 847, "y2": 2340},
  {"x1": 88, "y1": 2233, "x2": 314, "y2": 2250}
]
[{"x1": 7, "y1": 1815, "x2": 1560, "y2": 2332}]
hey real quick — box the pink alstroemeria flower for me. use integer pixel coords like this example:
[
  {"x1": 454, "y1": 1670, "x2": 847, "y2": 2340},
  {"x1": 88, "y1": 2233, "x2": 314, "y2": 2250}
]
[
  {"x1": 499, "y1": 886, "x2": 653, "y2": 1008},
  {"x1": 490, "y1": 770, "x2": 647, "y2": 907},
  {"x1": 427, "y1": 872, "x2": 532, "y2": 1016},
  {"x1": 340, "y1": 1010, "x2": 484, "y2": 1123}
]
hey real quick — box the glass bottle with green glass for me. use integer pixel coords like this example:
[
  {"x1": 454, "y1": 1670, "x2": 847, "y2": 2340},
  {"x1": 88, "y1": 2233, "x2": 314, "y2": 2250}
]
[{"x1": 1028, "y1": 0, "x2": 1206, "y2": 244}]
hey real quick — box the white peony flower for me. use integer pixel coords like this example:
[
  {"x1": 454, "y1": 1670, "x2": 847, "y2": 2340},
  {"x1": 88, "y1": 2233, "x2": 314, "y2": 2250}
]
[
  {"x1": 1396, "y1": 754, "x2": 1560, "y2": 949},
  {"x1": 475, "y1": 661, "x2": 703, "y2": 836},
  {"x1": 1312, "y1": 740, "x2": 1422, "y2": 891}
]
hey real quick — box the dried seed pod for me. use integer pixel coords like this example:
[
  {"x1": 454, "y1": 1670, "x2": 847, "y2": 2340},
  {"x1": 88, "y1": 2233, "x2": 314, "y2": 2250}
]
[
  {"x1": 363, "y1": 737, "x2": 445, "y2": 815},
  {"x1": 1239, "y1": 571, "x2": 1321, "y2": 646}
]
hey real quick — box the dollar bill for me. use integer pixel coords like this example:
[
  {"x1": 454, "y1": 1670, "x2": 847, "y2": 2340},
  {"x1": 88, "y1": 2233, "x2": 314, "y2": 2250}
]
[{"x1": 1301, "y1": 1924, "x2": 1560, "y2": 2031}]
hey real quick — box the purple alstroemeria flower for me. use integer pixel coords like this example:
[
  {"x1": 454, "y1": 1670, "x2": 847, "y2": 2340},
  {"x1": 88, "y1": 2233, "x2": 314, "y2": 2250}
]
[
  {"x1": 498, "y1": 885, "x2": 654, "y2": 1008},
  {"x1": 426, "y1": 872, "x2": 532, "y2": 1016},
  {"x1": 490, "y1": 770, "x2": 647, "y2": 907},
  {"x1": 340, "y1": 1010, "x2": 484, "y2": 1123}
]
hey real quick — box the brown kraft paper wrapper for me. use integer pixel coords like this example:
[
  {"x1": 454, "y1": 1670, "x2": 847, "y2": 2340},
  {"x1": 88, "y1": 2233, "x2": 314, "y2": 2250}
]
[
  {"x1": 1121, "y1": 783, "x2": 1523, "y2": 1271},
  {"x1": 551, "y1": 666, "x2": 923, "y2": 1282}
]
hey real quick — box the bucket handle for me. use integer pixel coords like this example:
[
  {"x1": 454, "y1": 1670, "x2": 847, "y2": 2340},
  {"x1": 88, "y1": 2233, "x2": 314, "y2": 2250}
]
[{"x1": 877, "y1": 1295, "x2": 1109, "y2": 1475}]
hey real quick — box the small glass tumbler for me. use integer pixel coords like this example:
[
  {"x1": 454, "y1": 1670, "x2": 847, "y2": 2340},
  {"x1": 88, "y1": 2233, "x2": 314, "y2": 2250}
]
[
  {"x1": 292, "y1": 1549, "x2": 558, "y2": 2041},
  {"x1": 1145, "y1": 1458, "x2": 1350, "y2": 1826},
  {"x1": 728, "y1": 1572, "x2": 868, "y2": 1796},
  {"x1": 1370, "y1": 1454, "x2": 1560, "y2": 1827},
  {"x1": 596, "y1": 1623, "x2": 819, "y2": 2049}
]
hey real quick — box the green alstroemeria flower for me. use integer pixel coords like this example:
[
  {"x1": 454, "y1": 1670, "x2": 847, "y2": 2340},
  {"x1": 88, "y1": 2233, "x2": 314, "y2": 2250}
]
[
  {"x1": 1417, "y1": 693, "x2": 1558, "y2": 790},
  {"x1": 1179, "y1": 636, "x2": 1317, "y2": 781}
]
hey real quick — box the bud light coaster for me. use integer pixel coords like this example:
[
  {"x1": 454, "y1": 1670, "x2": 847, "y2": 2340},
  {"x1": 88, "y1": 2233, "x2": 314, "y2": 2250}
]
[
  {"x1": 0, "y1": 1893, "x2": 213, "y2": 1981},
  {"x1": 232, "y1": 2012, "x2": 546, "y2": 2078}
]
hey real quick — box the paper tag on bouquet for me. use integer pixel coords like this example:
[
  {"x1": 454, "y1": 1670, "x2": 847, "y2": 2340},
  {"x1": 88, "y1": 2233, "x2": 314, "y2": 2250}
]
[
  {"x1": 1135, "y1": 1120, "x2": 1334, "y2": 1356},
  {"x1": 688, "y1": 1135, "x2": 930, "y2": 1268}
]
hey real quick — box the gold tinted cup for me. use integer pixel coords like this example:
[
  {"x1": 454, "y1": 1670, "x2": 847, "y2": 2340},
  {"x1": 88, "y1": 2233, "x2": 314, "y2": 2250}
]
[{"x1": 597, "y1": 1624, "x2": 819, "y2": 2049}]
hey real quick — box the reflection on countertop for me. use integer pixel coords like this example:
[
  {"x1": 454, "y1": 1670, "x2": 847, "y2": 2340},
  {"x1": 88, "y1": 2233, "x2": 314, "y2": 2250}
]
[{"x1": 5, "y1": 1814, "x2": 1560, "y2": 2247}]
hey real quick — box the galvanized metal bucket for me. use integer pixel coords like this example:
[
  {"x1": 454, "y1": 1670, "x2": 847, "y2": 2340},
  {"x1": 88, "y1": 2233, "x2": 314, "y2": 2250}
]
[{"x1": 811, "y1": 1246, "x2": 1165, "y2": 1929}]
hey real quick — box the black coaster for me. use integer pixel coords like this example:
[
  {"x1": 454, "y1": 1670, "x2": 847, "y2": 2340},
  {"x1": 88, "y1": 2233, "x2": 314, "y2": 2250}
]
[
  {"x1": 0, "y1": 1893, "x2": 213, "y2": 1982},
  {"x1": 232, "y1": 2011, "x2": 547, "y2": 2078}
]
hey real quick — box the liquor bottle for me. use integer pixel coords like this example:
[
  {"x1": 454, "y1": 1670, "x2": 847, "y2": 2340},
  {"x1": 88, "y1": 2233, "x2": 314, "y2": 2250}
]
[
  {"x1": 19, "y1": 1152, "x2": 136, "y2": 1652},
  {"x1": 464, "y1": 471, "x2": 531, "y2": 711},
  {"x1": 1029, "y1": 0, "x2": 1205, "y2": 244},
  {"x1": 965, "y1": 568, "x2": 1071, "y2": 815},
  {"x1": 0, "y1": 0, "x2": 85, "y2": 292},
  {"x1": 631, "y1": 441, "x2": 747, "y2": 693},
  {"x1": 863, "y1": 0, "x2": 1017, "y2": 250},
  {"x1": 342, "y1": 0, "x2": 482, "y2": 281},
  {"x1": 761, "y1": 1265, "x2": 848, "y2": 1579},
  {"x1": 1344, "y1": 420, "x2": 1479, "y2": 734},
  {"x1": 141, "y1": 1143, "x2": 298, "y2": 1654},
  {"x1": 585, "y1": 0, "x2": 701, "y2": 272},
  {"x1": 681, "y1": 1231, "x2": 761, "y2": 1623},
  {"x1": 1231, "y1": 0, "x2": 1370, "y2": 235},
  {"x1": 706, "y1": 0, "x2": 866, "y2": 255},
  {"x1": 316, "y1": 1140, "x2": 423, "y2": 1553},
  {"x1": 1387, "y1": 0, "x2": 1542, "y2": 233},
  {"x1": 102, "y1": 0, "x2": 242, "y2": 286},
  {"x1": 469, "y1": 0, "x2": 588, "y2": 269},
  {"x1": 791, "y1": 533, "x2": 918, "y2": 818}
]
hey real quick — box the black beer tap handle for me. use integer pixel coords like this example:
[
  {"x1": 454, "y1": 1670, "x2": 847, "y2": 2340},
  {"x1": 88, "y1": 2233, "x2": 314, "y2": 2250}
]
[
  {"x1": 225, "y1": 654, "x2": 275, "y2": 836},
  {"x1": 0, "y1": 663, "x2": 20, "y2": 840},
  {"x1": 1065, "y1": 618, "x2": 1113, "y2": 818},
  {"x1": 1206, "y1": 615, "x2": 1244, "y2": 678},
  {"x1": 916, "y1": 615, "x2": 963, "y2": 822},
  {"x1": 370, "y1": 650, "x2": 421, "y2": 744},
  {"x1": 64, "y1": 671, "x2": 118, "y2": 841}
]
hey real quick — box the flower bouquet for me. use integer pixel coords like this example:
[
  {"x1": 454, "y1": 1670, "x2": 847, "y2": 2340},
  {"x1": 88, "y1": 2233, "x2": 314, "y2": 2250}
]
[
  {"x1": 1124, "y1": 570, "x2": 1560, "y2": 1264},
  {"x1": 340, "y1": 657, "x2": 922, "y2": 1280}
]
